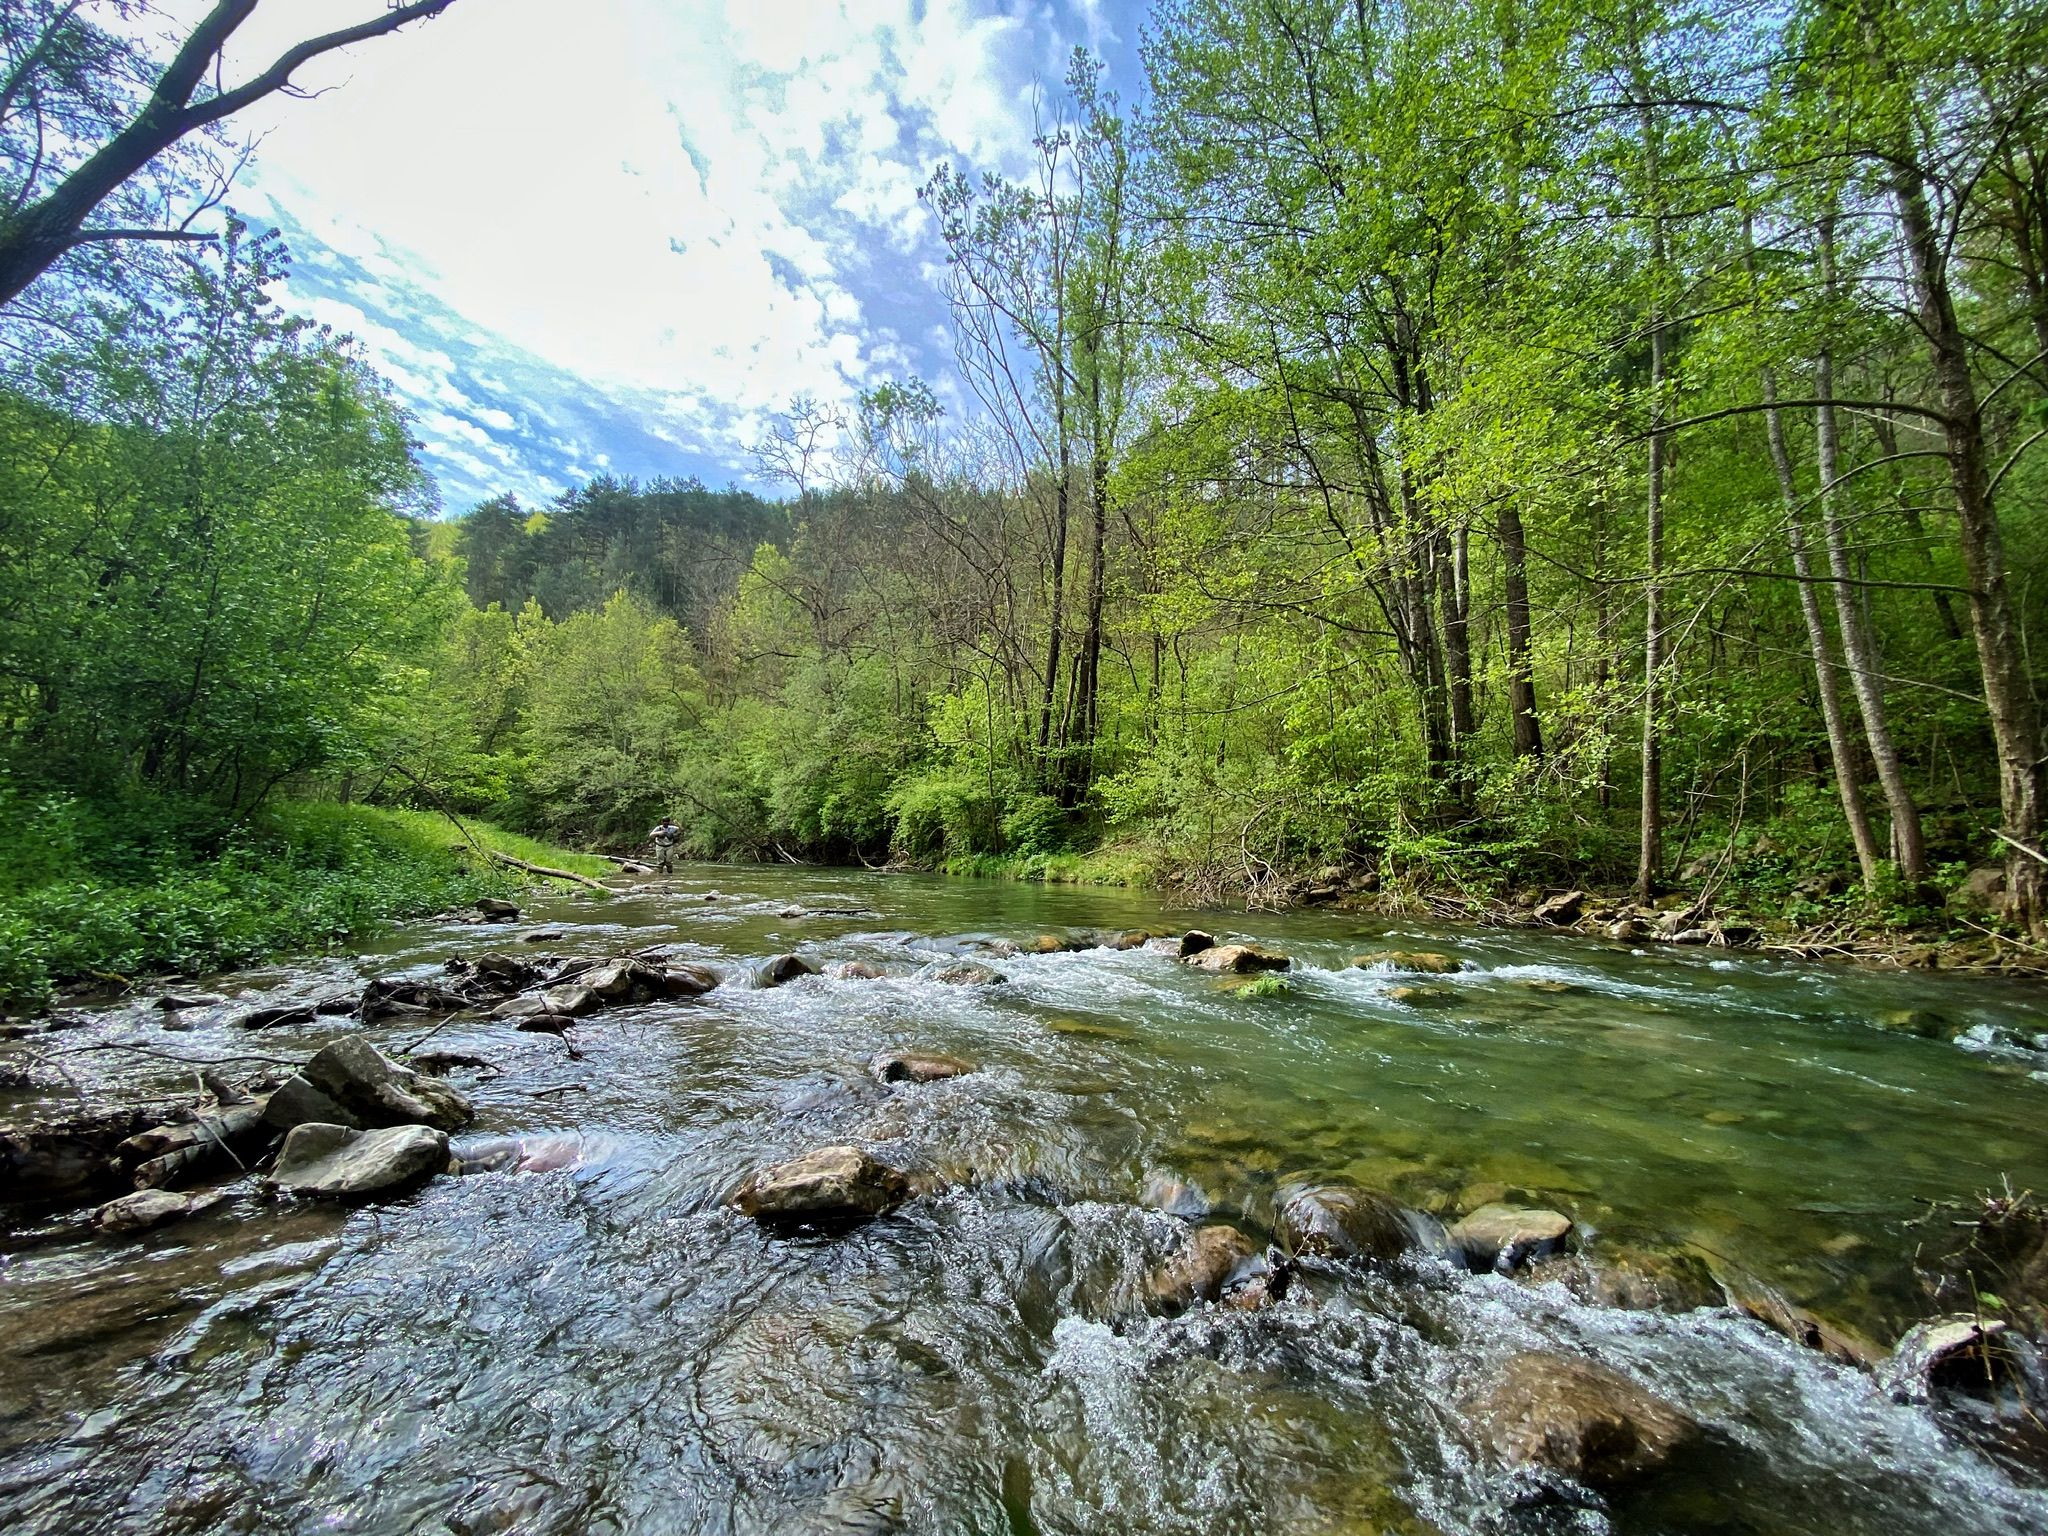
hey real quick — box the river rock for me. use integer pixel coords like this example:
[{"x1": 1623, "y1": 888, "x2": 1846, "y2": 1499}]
[
  {"x1": 733, "y1": 1146, "x2": 909, "y2": 1228},
  {"x1": 1523, "y1": 1248, "x2": 1719, "y2": 1313},
  {"x1": 925, "y1": 960, "x2": 1006, "y2": 985},
  {"x1": 262, "y1": 1074, "x2": 357, "y2": 1132},
  {"x1": 285, "y1": 1035, "x2": 473, "y2": 1131},
  {"x1": 1468, "y1": 1352, "x2": 1697, "y2": 1488},
  {"x1": 1147, "y1": 1223, "x2": 1257, "y2": 1310},
  {"x1": 1886, "y1": 1317, "x2": 2019, "y2": 1400},
  {"x1": 1176, "y1": 930, "x2": 1217, "y2": 958},
  {"x1": 832, "y1": 961, "x2": 887, "y2": 980},
  {"x1": 269, "y1": 1122, "x2": 451, "y2": 1197},
  {"x1": 1533, "y1": 890, "x2": 1587, "y2": 925},
  {"x1": 1450, "y1": 1204, "x2": 1574, "y2": 1271},
  {"x1": 1281, "y1": 1184, "x2": 1416, "y2": 1263},
  {"x1": 1352, "y1": 950, "x2": 1460, "y2": 975},
  {"x1": 1387, "y1": 984, "x2": 1457, "y2": 1007},
  {"x1": 870, "y1": 1050, "x2": 973, "y2": 1084},
  {"x1": 229, "y1": 1000, "x2": 318, "y2": 1031},
  {"x1": 1027, "y1": 934, "x2": 1067, "y2": 954},
  {"x1": 1186, "y1": 943, "x2": 1289, "y2": 974},
  {"x1": 1668, "y1": 927, "x2": 1715, "y2": 945},
  {"x1": 1714, "y1": 1266, "x2": 1882, "y2": 1367},
  {"x1": 757, "y1": 954, "x2": 818, "y2": 988},
  {"x1": 1141, "y1": 1171, "x2": 1210, "y2": 1219},
  {"x1": 655, "y1": 962, "x2": 720, "y2": 996},
  {"x1": 91, "y1": 1188, "x2": 213, "y2": 1234},
  {"x1": 1609, "y1": 918, "x2": 1651, "y2": 942},
  {"x1": 154, "y1": 992, "x2": 225, "y2": 1011},
  {"x1": 450, "y1": 952, "x2": 537, "y2": 994},
  {"x1": 475, "y1": 898, "x2": 521, "y2": 921}
]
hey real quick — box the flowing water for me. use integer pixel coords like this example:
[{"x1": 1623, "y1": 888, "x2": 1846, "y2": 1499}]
[{"x1": 4, "y1": 866, "x2": 2047, "y2": 1535}]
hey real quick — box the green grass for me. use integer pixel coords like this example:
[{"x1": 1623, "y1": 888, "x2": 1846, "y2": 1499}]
[{"x1": 0, "y1": 796, "x2": 605, "y2": 1007}]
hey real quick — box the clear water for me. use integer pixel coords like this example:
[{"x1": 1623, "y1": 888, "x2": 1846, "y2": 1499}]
[{"x1": 3, "y1": 865, "x2": 2046, "y2": 1535}]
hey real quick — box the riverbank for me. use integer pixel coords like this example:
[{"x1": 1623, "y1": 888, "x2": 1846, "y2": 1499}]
[
  {"x1": 912, "y1": 845, "x2": 2048, "y2": 981},
  {"x1": 0, "y1": 800, "x2": 608, "y2": 1010}
]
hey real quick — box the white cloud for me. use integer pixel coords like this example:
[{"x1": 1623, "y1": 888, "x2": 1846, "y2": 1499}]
[{"x1": 123, "y1": 0, "x2": 1136, "y2": 497}]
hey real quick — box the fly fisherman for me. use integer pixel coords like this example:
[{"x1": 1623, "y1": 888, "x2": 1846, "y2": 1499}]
[{"x1": 649, "y1": 815, "x2": 682, "y2": 874}]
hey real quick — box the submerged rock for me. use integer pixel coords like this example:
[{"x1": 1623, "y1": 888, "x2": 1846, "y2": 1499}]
[
  {"x1": 925, "y1": 960, "x2": 1007, "y2": 986},
  {"x1": 1186, "y1": 943, "x2": 1290, "y2": 974},
  {"x1": 757, "y1": 954, "x2": 818, "y2": 988},
  {"x1": 1352, "y1": 950, "x2": 1461, "y2": 975},
  {"x1": 1451, "y1": 1204, "x2": 1574, "y2": 1271},
  {"x1": 1147, "y1": 1223, "x2": 1258, "y2": 1310},
  {"x1": 870, "y1": 1050, "x2": 973, "y2": 1084},
  {"x1": 1387, "y1": 984, "x2": 1457, "y2": 1007},
  {"x1": 733, "y1": 1145, "x2": 909, "y2": 1228},
  {"x1": 832, "y1": 961, "x2": 887, "y2": 980},
  {"x1": 1523, "y1": 1247, "x2": 1719, "y2": 1314},
  {"x1": 1280, "y1": 1184, "x2": 1417, "y2": 1264},
  {"x1": 1140, "y1": 1172, "x2": 1210, "y2": 1219},
  {"x1": 270, "y1": 1123, "x2": 451, "y2": 1197},
  {"x1": 1468, "y1": 1352, "x2": 1697, "y2": 1488}
]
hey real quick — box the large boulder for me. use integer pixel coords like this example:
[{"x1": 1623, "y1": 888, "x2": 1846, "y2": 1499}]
[
  {"x1": 1280, "y1": 1184, "x2": 1417, "y2": 1263},
  {"x1": 1468, "y1": 1352, "x2": 1697, "y2": 1488},
  {"x1": 1186, "y1": 943, "x2": 1290, "y2": 975},
  {"x1": 1532, "y1": 891, "x2": 1588, "y2": 925},
  {"x1": 266, "y1": 1035, "x2": 473, "y2": 1134},
  {"x1": 733, "y1": 1146, "x2": 909, "y2": 1228},
  {"x1": 270, "y1": 1123, "x2": 451, "y2": 1197},
  {"x1": 1147, "y1": 1223, "x2": 1258, "y2": 1311},
  {"x1": 1175, "y1": 930, "x2": 1217, "y2": 958},
  {"x1": 1948, "y1": 865, "x2": 2006, "y2": 914},
  {"x1": 1451, "y1": 1204, "x2": 1574, "y2": 1271}
]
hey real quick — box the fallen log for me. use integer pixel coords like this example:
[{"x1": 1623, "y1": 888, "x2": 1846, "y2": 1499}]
[{"x1": 487, "y1": 851, "x2": 611, "y2": 895}]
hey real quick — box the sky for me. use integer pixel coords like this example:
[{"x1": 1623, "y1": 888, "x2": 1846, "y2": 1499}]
[{"x1": 169, "y1": 0, "x2": 1148, "y2": 512}]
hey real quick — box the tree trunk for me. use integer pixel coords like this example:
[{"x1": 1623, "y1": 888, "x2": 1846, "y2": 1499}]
[
  {"x1": 1813, "y1": 220, "x2": 1928, "y2": 883},
  {"x1": 1762, "y1": 367, "x2": 1884, "y2": 884},
  {"x1": 1497, "y1": 501, "x2": 1544, "y2": 760},
  {"x1": 1892, "y1": 163, "x2": 2047, "y2": 933}
]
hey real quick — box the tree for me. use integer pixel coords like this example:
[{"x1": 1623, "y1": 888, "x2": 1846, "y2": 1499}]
[{"x1": 0, "y1": 0, "x2": 459, "y2": 309}]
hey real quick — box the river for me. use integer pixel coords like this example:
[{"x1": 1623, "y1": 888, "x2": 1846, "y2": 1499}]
[{"x1": 3, "y1": 865, "x2": 2046, "y2": 1534}]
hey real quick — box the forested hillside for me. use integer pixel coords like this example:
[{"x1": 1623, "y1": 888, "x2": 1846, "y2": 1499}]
[{"x1": 403, "y1": 0, "x2": 2048, "y2": 939}]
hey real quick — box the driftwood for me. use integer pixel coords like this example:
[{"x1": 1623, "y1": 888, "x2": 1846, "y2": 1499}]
[{"x1": 487, "y1": 850, "x2": 611, "y2": 894}]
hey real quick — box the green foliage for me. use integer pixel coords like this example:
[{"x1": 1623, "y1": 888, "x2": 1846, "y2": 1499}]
[{"x1": 0, "y1": 796, "x2": 562, "y2": 1006}]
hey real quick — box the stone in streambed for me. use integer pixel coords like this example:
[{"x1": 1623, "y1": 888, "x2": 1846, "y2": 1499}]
[
  {"x1": 1147, "y1": 1223, "x2": 1258, "y2": 1311},
  {"x1": 475, "y1": 898, "x2": 521, "y2": 921},
  {"x1": 733, "y1": 1145, "x2": 909, "y2": 1229},
  {"x1": 757, "y1": 954, "x2": 818, "y2": 988},
  {"x1": 228, "y1": 1000, "x2": 318, "y2": 1031},
  {"x1": 154, "y1": 992, "x2": 225, "y2": 1011},
  {"x1": 870, "y1": 1050, "x2": 973, "y2": 1084},
  {"x1": 1387, "y1": 984, "x2": 1457, "y2": 1007},
  {"x1": 262, "y1": 1074, "x2": 358, "y2": 1132},
  {"x1": 1450, "y1": 1204, "x2": 1573, "y2": 1271},
  {"x1": 1523, "y1": 1247, "x2": 1719, "y2": 1313},
  {"x1": 91, "y1": 1188, "x2": 216, "y2": 1234},
  {"x1": 269, "y1": 1122, "x2": 451, "y2": 1197},
  {"x1": 275, "y1": 1035, "x2": 473, "y2": 1132},
  {"x1": 833, "y1": 960, "x2": 887, "y2": 980},
  {"x1": 1352, "y1": 950, "x2": 1461, "y2": 975},
  {"x1": 1467, "y1": 1352, "x2": 1697, "y2": 1489},
  {"x1": 1185, "y1": 943, "x2": 1289, "y2": 974},
  {"x1": 1280, "y1": 1183, "x2": 1418, "y2": 1264},
  {"x1": 924, "y1": 960, "x2": 1006, "y2": 986},
  {"x1": 1141, "y1": 1171, "x2": 1210, "y2": 1219},
  {"x1": 1533, "y1": 890, "x2": 1588, "y2": 925},
  {"x1": 1886, "y1": 1317, "x2": 2020, "y2": 1401}
]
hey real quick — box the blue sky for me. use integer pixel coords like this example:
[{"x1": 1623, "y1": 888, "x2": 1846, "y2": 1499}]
[{"x1": 200, "y1": 0, "x2": 1148, "y2": 511}]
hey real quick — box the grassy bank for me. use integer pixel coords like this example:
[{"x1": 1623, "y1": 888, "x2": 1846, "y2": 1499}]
[{"x1": 0, "y1": 796, "x2": 607, "y2": 1007}]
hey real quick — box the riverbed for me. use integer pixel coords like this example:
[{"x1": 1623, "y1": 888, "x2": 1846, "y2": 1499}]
[{"x1": 3, "y1": 865, "x2": 2046, "y2": 1534}]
